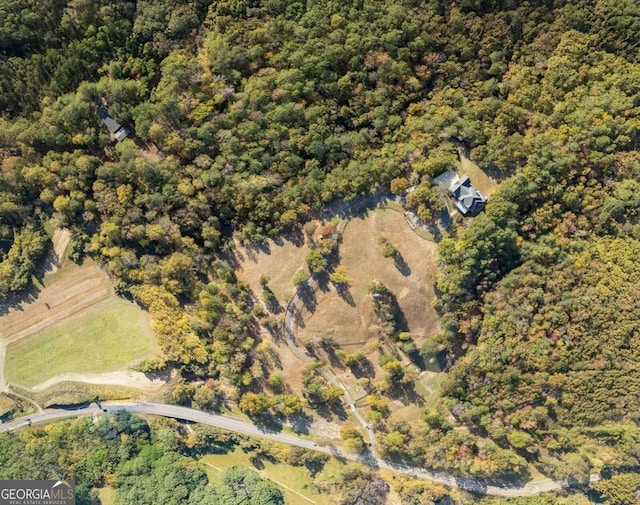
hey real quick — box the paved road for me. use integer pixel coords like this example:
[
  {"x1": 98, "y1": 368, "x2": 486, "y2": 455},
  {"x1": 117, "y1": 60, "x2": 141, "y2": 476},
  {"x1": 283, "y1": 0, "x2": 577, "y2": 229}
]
[{"x1": 0, "y1": 403, "x2": 597, "y2": 496}]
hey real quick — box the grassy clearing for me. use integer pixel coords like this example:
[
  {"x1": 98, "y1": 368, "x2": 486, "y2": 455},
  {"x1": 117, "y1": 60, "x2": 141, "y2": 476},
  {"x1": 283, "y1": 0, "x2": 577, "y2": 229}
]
[
  {"x1": 201, "y1": 447, "x2": 331, "y2": 505},
  {"x1": 97, "y1": 487, "x2": 115, "y2": 505},
  {"x1": 5, "y1": 296, "x2": 157, "y2": 387},
  {"x1": 233, "y1": 235, "x2": 311, "y2": 303},
  {"x1": 299, "y1": 208, "x2": 439, "y2": 346},
  {"x1": 456, "y1": 153, "x2": 499, "y2": 198},
  {"x1": 414, "y1": 372, "x2": 446, "y2": 409}
]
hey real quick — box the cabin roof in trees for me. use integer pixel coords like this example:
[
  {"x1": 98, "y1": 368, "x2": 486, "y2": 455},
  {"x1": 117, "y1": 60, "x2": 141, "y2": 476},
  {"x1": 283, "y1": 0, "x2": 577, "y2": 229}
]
[
  {"x1": 449, "y1": 175, "x2": 487, "y2": 215},
  {"x1": 97, "y1": 107, "x2": 130, "y2": 142}
]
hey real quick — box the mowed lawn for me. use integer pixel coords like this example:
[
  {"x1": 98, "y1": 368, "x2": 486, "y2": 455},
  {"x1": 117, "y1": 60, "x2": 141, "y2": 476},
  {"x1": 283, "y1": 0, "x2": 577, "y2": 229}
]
[
  {"x1": 5, "y1": 297, "x2": 157, "y2": 387},
  {"x1": 456, "y1": 153, "x2": 499, "y2": 198}
]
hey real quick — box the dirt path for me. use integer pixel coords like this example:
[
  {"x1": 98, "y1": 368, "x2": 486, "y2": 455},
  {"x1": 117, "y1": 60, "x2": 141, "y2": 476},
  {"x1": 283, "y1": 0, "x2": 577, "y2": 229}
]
[
  {"x1": 42, "y1": 228, "x2": 72, "y2": 275},
  {"x1": 27, "y1": 369, "x2": 167, "y2": 393}
]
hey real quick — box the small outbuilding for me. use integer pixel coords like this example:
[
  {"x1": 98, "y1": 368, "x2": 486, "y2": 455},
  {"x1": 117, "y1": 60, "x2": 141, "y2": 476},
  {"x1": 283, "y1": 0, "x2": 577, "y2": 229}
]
[
  {"x1": 97, "y1": 107, "x2": 130, "y2": 142},
  {"x1": 449, "y1": 175, "x2": 487, "y2": 215}
]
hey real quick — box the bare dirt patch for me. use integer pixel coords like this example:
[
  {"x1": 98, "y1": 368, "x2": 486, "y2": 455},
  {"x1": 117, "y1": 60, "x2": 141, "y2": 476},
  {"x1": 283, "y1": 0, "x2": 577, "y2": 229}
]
[
  {"x1": 42, "y1": 228, "x2": 71, "y2": 275},
  {"x1": 137, "y1": 144, "x2": 161, "y2": 163},
  {"x1": 29, "y1": 369, "x2": 166, "y2": 393}
]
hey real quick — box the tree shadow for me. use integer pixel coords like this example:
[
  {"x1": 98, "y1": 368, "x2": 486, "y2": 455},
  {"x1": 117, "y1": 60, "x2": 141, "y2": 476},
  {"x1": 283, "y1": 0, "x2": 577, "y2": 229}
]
[
  {"x1": 262, "y1": 316, "x2": 285, "y2": 342},
  {"x1": 385, "y1": 292, "x2": 409, "y2": 334},
  {"x1": 288, "y1": 412, "x2": 313, "y2": 435},
  {"x1": 0, "y1": 283, "x2": 42, "y2": 317},
  {"x1": 312, "y1": 398, "x2": 349, "y2": 422},
  {"x1": 323, "y1": 345, "x2": 345, "y2": 370},
  {"x1": 428, "y1": 224, "x2": 444, "y2": 243},
  {"x1": 293, "y1": 307, "x2": 306, "y2": 329},
  {"x1": 350, "y1": 358, "x2": 376, "y2": 379},
  {"x1": 315, "y1": 272, "x2": 331, "y2": 293},
  {"x1": 392, "y1": 252, "x2": 411, "y2": 276},
  {"x1": 264, "y1": 294, "x2": 283, "y2": 314},
  {"x1": 142, "y1": 367, "x2": 173, "y2": 383},
  {"x1": 357, "y1": 450, "x2": 380, "y2": 470},
  {"x1": 263, "y1": 348, "x2": 284, "y2": 371},
  {"x1": 287, "y1": 228, "x2": 305, "y2": 247},
  {"x1": 395, "y1": 309, "x2": 409, "y2": 334},
  {"x1": 303, "y1": 341, "x2": 318, "y2": 359},
  {"x1": 335, "y1": 285, "x2": 355, "y2": 306},
  {"x1": 254, "y1": 416, "x2": 283, "y2": 433},
  {"x1": 299, "y1": 285, "x2": 317, "y2": 313},
  {"x1": 386, "y1": 381, "x2": 425, "y2": 407},
  {"x1": 328, "y1": 399, "x2": 348, "y2": 421},
  {"x1": 250, "y1": 456, "x2": 266, "y2": 470}
]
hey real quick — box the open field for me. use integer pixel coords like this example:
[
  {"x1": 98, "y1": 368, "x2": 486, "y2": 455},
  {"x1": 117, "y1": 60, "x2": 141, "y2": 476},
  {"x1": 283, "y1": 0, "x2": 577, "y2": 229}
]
[
  {"x1": 298, "y1": 208, "x2": 439, "y2": 347},
  {"x1": 0, "y1": 260, "x2": 116, "y2": 344},
  {"x1": 233, "y1": 234, "x2": 311, "y2": 304},
  {"x1": 202, "y1": 447, "x2": 332, "y2": 505},
  {"x1": 0, "y1": 248, "x2": 160, "y2": 391},
  {"x1": 456, "y1": 153, "x2": 499, "y2": 198},
  {"x1": 285, "y1": 207, "x2": 442, "y2": 418},
  {"x1": 5, "y1": 296, "x2": 157, "y2": 387}
]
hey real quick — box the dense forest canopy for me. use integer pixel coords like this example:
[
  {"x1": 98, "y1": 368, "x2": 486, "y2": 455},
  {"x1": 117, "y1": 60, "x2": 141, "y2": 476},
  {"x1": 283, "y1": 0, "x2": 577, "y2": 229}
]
[{"x1": 1, "y1": 0, "x2": 640, "y2": 488}]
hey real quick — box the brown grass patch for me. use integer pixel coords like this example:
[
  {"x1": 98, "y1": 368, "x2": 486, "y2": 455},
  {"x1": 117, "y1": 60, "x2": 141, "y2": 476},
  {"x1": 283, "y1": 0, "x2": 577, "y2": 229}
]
[
  {"x1": 456, "y1": 153, "x2": 499, "y2": 198},
  {"x1": 298, "y1": 208, "x2": 439, "y2": 346},
  {"x1": 11, "y1": 382, "x2": 148, "y2": 409},
  {"x1": 233, "y1": 235, "x2": 311, "y2": 304},
  {"x1": 0, "y1": 260, "x2": 115, "y2": 344}
]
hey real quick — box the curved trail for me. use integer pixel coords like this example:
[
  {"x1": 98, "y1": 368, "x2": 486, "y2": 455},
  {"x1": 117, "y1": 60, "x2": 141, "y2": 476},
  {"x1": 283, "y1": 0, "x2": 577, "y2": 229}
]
[
  {"x1": 0, "y1": 402, "x2": 599, "y2": 497},
  {"x1": 282, "y1": 193, "x2": 427, "y2": 447}
]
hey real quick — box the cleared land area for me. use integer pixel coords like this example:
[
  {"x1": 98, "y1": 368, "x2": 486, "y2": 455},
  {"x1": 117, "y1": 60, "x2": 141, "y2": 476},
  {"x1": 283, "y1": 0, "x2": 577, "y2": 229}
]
[
  {"x1": 1, "y1": 257, "x2": 159, "y2": 389},
  {"x1": 290, "y1": 207, "x2": 441, "y2": 421},
  {"x1": 297, "y1": 208, "x2": 439, "y2": 347},
  {"x1": 233, "y1": 235, "x2": 311, "y2": 303},
  {"x1": 202, "y1": 448, "x2": 332, "y2": 505},
  {"x1": 234, "y1": 204, "x2": 444, "y2": 426}
]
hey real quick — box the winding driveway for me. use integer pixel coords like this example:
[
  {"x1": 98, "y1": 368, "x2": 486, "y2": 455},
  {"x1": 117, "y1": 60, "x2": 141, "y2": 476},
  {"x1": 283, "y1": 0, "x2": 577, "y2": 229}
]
[
  {"x1": 0, "y1": 402, "x2": 599, "y2": 497},
  {"x1": 282, "y1": 193, "x2": 430, "y2": 447}
]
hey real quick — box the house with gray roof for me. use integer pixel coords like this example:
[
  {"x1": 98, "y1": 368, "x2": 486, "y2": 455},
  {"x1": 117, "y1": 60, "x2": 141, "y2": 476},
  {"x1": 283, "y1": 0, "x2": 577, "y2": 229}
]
[
  {"x1": 97, "y1": 107, "x2": 130, "y2": 142},
  {"x1": 449, "y1": 175, "x2": 487, "y2": 215}
]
